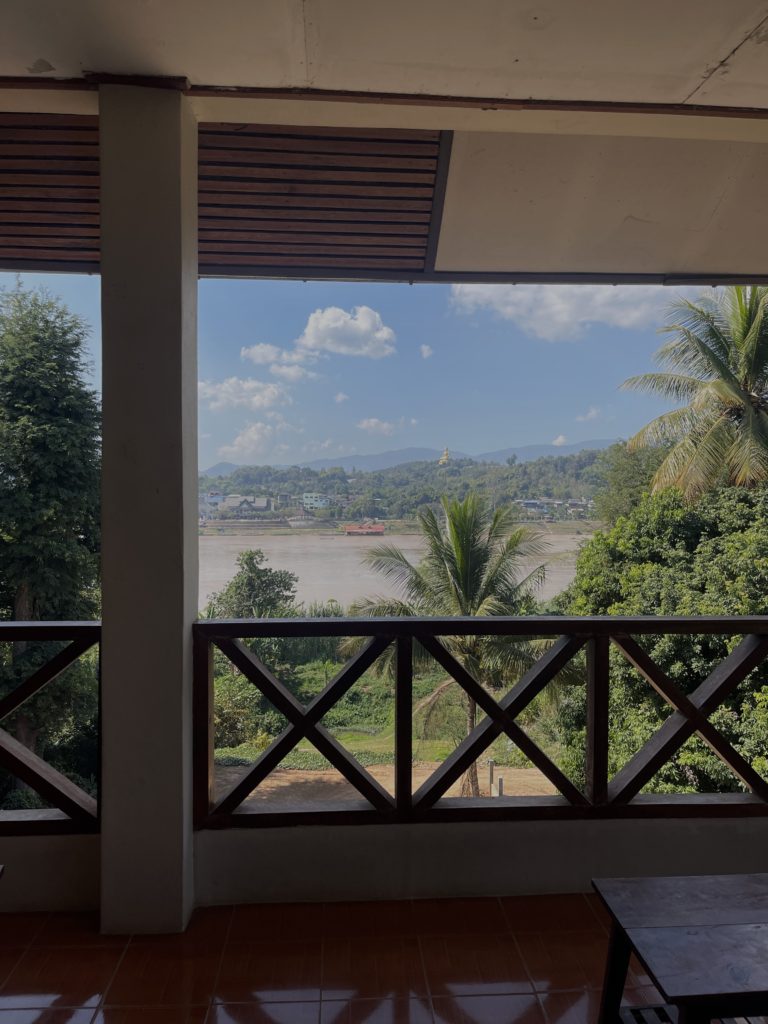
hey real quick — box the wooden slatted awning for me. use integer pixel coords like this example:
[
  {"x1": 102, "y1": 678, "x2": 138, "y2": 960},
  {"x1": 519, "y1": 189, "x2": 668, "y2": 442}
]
[{"x1": 0, "y1": 112, "x2": 449, "y2": 278}]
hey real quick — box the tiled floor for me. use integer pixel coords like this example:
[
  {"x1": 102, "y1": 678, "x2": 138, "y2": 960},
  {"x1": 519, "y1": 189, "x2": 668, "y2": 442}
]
[{"x1": 0, "y1": 894, "x2": 662, "y2": 1023}]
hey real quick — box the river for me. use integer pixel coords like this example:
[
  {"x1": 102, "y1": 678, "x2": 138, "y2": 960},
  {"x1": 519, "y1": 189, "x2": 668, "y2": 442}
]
[{"x1": 198, "y1": 524, "x2": 594, "y2": 611}]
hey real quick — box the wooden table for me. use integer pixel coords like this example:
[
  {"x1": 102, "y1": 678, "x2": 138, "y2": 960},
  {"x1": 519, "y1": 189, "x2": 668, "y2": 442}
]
[{"x1": 593, "y1": 874, "x2": 768, "y2": 1024}]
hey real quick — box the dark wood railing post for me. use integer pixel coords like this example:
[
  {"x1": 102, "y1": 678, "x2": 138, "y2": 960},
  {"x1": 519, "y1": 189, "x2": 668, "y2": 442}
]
[
  {"x1": 586, "y1": 635, "x2": 610, "y2": 805},
  {"x1": 395, "y1": 635, "x2": 413, "y2": 817},
  {"x1": 192, "y1": 626, "x2": 214, "y2": 828}
]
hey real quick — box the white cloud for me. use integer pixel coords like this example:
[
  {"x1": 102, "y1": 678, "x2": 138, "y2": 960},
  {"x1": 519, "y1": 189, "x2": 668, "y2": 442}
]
[
  {"x1": 420, "y1": 344, "x2": 434, "y2": 359},
  {"x1": 219, "y1": 421, "x2": 276, "y2": 459},
  {"x1": 551, "y1": 434, "x2": 568, "y2": 447},
  {"x1": 297, "y1": 305, "x2": 396, "y2": 359},
  {"x1": 240, "y1": 343, "x2": 283, "y2": 365},
  {"x1": 269, "y1": 363, "x2": 317, "y2": 381},
  {"x1": 357, "y1": 417, "x2": 395, "y2": 436},
  {"x1": 198, "y1": 377, "x2": 288, "y2": 412},
  {"x1": 334, "y1": 391, "x2": 350, "y2": 404},
  {"x1": 450, "y1": 284, "x2": 698, "y2": 341},
  {"x1": 576, "y1": 405, "x2": 600, "y2": 422}
]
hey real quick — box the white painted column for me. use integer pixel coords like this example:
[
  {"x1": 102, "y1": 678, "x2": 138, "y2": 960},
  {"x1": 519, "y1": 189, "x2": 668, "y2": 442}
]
[{"x1": 99, "y1": 85, "x2": 198, "y2": 933}]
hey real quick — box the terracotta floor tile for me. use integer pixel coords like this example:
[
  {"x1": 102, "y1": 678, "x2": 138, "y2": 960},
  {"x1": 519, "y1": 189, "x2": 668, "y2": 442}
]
[
  {"x1": 320, "y1": 997, "x2": 433, "y2": 1024},
  {"x1": 515, "y1": 930, "x2": 609, "y2": 992},
  {"x1": 131, "y1": 907, "x2": 233, "y2": 951},
  {"x1": 420, "y1": 934, "x2": 532, "y2": 998},
  {"x1": 413, "y1": 899, "x2": 506, "y2": 936},
  {"x1": 105, "y1": 945, "x2": 220, "y2": 1006},
  {"x1": 215, "y1": 940, "x2": 322, "y2": 1003},
  {"x1": 0, "y1": 946, "x2": 123, "y2": 1009},
  {"x1": 0, "y1": 952, "x2": 25, "y2": 991},
  {"x1": 538, "y1": 989, "x2": 602, "y2": 1024},
  {"x1": 322, "y1": 938, "x2": 427, "y2": 1000},
  {"x1": 502, "y1": 896, "x2": 595, "y2": 933},
  {"x1": 0, "y1": 1012, "x2": 97, "y2": 1023},
  {"x1": 627, "y1": 956, "x2": 654, "y2": 989},
  {"x1": 322, "y1": 902, "x2": 417, "y2": 939},
  {"x1": 95, "y1": 1010, "x2": 208, "y2": 1023},
  {"x1": 583, "y1": 896, "x2": 611, "y2": 933},
  {"x1": 0, "y1": 916, "x2": 49, "y2": 949},
  {"x1": 432, "y1": 993, "x2": 544, "y2": 1024},
  {"x1": 229, "y1": 905, "x2": 324, "y2": 944},
  {"x1": 210, "y1": 1003, "x2": 321, "y2": 1024},
  {"x1": 622, "y1": 986, "x2": 664, "y2": 1007},
  {"x1": 34, "y1": 913, "x2": 126, "y2": 949}
]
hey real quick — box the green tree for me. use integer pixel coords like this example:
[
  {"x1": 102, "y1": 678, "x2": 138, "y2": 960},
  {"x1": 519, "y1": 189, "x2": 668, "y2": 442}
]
[
  {"x1": 555, "y1": 486, "x2": 768, "y2": 792},
  {"x1": 205, "y1": 549, "x2": 301, "y2": 747},
  {"x1": 593, "y1": 442, "x2": 667, "y2": 525},
  {"x1": 624, "y1": 286, "x2": 768, "y2": 499},
  {"x1": 351, "y1": 494, "x2": 547, "y2": 795},
  {"x1": 0, "y1": 285, "x2": 100, "y2": 767}
]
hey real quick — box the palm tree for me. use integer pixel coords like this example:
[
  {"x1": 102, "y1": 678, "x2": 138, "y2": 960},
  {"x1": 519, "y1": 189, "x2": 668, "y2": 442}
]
[
  {"x1": 624, "y1": 285, "x2": 768, "y2": 499},
  {"x1": 350, "y1": 494, "x2": 547, "y2": 796}
]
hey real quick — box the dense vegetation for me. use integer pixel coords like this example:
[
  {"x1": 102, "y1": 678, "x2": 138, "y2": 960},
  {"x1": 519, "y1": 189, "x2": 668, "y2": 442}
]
[
  {"x1": 0, "y1": 286, "x2": 101, "y2": 809},
  {"x1": 200, "y1": 448, "x2": 605, "y2": 519}
]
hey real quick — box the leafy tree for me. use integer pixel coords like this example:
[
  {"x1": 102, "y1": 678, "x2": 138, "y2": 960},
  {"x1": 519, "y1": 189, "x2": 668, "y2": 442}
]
[
  {"x1": 0, "y1": 285, "x2": 100, "y2": 774},
  {"x1": 350, "y1": 494, "x2": 547, "y2": 795},
  {"x1": 593, "y1": 442, "x2": 667, "y2": 525},
  {"x1": 554, "y1": 486, "x2": 768, "y2": 791},
  {"x1": 625, "y1": 286, "x2": 768, "y2": 498}
]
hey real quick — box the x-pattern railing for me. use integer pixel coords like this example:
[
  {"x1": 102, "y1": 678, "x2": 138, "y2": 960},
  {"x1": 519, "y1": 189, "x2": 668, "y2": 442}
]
[
  {"x1": 0, "y1": 622, "x2": 100, "y2": 831},
  {"x1": 193, "y1": 616, "x2": 768, "y2": 827}
]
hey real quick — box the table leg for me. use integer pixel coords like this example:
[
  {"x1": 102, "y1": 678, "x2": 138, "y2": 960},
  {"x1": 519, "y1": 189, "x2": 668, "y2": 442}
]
[{"x1": 598, "y1": 922, "x2": 632, "y2": 1024}]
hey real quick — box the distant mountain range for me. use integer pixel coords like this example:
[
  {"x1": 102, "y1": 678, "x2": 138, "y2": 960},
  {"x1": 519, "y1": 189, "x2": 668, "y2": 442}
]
[{"x1": 201, "y1": 439, "x2": 617, "y2": 477}]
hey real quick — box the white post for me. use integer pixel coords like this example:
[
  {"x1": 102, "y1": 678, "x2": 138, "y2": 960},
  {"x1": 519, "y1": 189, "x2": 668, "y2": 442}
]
[{"x1": 99, "y1": 84, "x2": 198, "y2": 932}]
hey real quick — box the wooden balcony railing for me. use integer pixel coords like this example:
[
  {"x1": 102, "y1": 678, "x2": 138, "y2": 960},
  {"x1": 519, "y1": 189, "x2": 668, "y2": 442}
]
[
  {"x1": 193, "y1": 616, "x2": 768, "y2": 828},
  {"x1": 0, "y1": 621, "x2": 101, "y2": 834}
]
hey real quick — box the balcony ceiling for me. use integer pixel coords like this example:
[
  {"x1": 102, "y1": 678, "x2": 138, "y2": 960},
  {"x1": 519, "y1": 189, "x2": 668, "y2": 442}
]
[
  {"x1": 5, "y1": 2, "x2": 768, "y2": 281},
  {"x1": 3, "y1": 0, "x2": 768, "y2": 109}
]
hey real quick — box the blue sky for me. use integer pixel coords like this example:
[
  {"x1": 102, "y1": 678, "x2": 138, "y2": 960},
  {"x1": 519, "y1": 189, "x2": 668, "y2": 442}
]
[{"x1": 1, "y1": 271, "x2": 698, "y2": 469}]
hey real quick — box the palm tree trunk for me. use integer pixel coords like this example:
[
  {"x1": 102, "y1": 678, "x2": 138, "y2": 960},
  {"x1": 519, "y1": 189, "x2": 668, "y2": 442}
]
[{"x1": 460, "y1": 696, "x2": 480, "y2": 797}]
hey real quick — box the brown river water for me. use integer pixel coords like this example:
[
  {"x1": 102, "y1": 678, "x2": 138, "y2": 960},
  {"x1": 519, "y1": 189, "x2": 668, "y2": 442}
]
[{"x1": 198, "y1": 525, "x2": 594, "y2": 611}]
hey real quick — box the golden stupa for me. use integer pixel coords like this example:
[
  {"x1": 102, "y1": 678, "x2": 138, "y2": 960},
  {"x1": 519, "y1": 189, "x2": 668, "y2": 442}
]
[{"x1": 438, "y1": 447, "x2": 451, "y2": 466}]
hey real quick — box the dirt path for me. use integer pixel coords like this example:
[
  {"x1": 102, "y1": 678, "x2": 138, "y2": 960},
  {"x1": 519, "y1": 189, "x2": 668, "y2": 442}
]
[{"x1": 215, "y1": 761, "x2": 555, "y2": 812}]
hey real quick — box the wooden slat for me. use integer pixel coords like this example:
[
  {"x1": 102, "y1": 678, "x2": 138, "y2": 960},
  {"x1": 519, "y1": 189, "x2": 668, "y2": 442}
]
[
  {"x1": 198, "y1": 192, "x2": 433, "y2": 210},
  {"x1": 0, "y1": 224, "x2": 99, "y2": 237},
  {"x1": 0, "y1": 637, "x2": 96, "y2": 722},
  {"x1": 198, "y1": 255, "x2": 425, "y2": 269},
  {"x1": 199, "y1": 164, "x2": 434, "y2": 184},
  {"x1": 198, "y1": 230, "x2": 425, "y2": 248},
  {"x1": 396, "y1": 636, "x2": 413, "y2": 813},
  {"x1": 0, "y1": 248, "x2": 99, "y2": 261},
  {"x1": 198, "y1": 240, "x2": 423, "y2": 256},
  {"x1": 199, "y1": 149, "x2": 436, "y2": 171},
  {"x1": 608, "y1": 634, "x2": 768, "y2": 804},
  {"x1": 200, "y1": 132, "x2": 439, "y2": 157},
  {"x1": 412, "y1": 634, "x2": 587, "y2": 808},
  {"x1": 192, "y1": 628, "x2": 215, "y2": 828},
  {"x1": 0, "y1": 726, "x2": 97, "y2": 823},
  {"x1": 0, "y1": 235, "x2": 99, "y2": 249},
  {"x1": 0, "y1": 144, "x2": 99, "y2": 158},
  {"x1": 197, "y1": 179, "x2": 432, "y2": 198},
  {"x1": 200, "y1": 122, "x2": 439, "y2": 142},
  {"x1": 612, "y1": 635, "x2": 768, "y2": 801},
  {"x1": 587, "y1": 635, "x2": 610, "y2": 805},
  {"x1": 0, "y1": 209, "x2": 100, "y2": 223},
  {"x1": 199, "y1": 209, "x2": 430, "y2": 226},
  {"x1": 0, "y1": 129, "x2": 98, "y2": 144},
  {"x1": 0, "y1": 113, "x2": 97, "y2": 127},
  {"x1": 212, "y1": 637, "x2": 394, "y2": 813}
]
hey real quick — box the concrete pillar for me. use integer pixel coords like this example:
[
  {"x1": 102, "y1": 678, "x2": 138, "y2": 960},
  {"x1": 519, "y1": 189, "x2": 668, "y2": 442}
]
[{"x1": 99, "y1": 85, "x2": 198, "y2": 932}]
